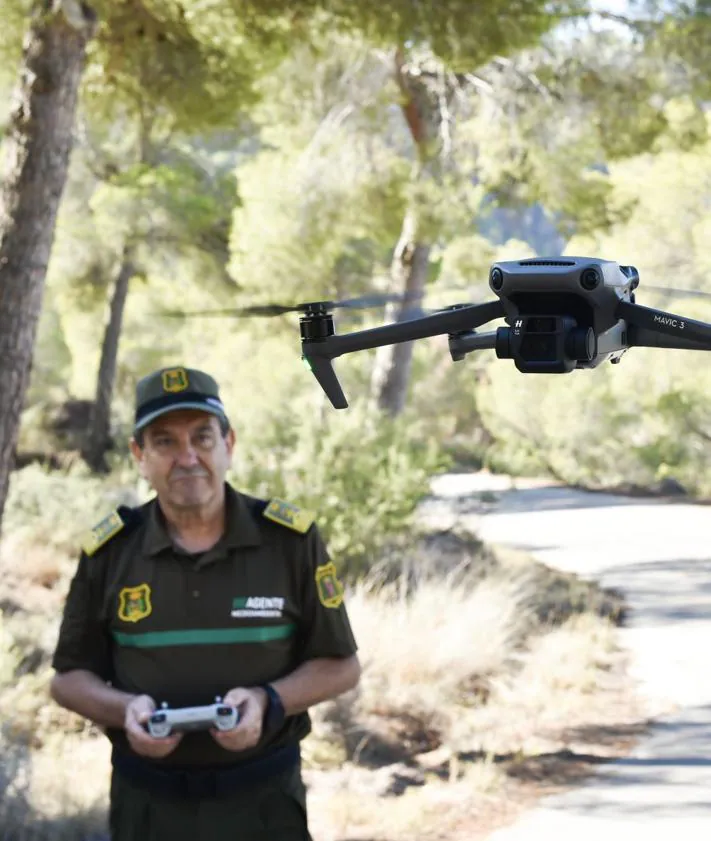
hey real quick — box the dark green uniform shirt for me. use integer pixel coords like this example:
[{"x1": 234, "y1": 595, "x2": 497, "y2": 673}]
[{"x1": 52, "y1": 484, "x2": 358, "y2": 768}]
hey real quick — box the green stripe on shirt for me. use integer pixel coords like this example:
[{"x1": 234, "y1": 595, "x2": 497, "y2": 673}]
[{"x1": 112, "y1": 624, "x2": 296, "y2": 648}]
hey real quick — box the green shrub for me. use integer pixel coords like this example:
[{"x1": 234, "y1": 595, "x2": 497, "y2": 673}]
[
  {"x1": 235, "y1": 401, "x2": 449, "y2": 579},
  {"x1": 4, "y1": 463, "x2": 140, "y2": 553}
]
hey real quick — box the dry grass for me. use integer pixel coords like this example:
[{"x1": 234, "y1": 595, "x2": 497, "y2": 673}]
[
  {"x1": 0, "y1": 614, "x2": 16, "y2": 685},
  {"x1": 306, "y1": 759, "x2": 511, "y2": 841},
  {"x1": 305, "y1": 560, "x2": 626, "y2": 763},
  {"x1": 302, "y1": 568, "x2": 537, "y2": 771},
  {"x1": 27, "y1": 732, "x2": 111, "y2": 820},
  {"x1": 348, "y1": 572, "x2": 535, "y2": 723},
  {"x1": 0, "y1": 536, "x2": 66, "y2": 590},
  {"x1": 456, "y1": 613, "x2": 629, "y2": 758},
  {"x1": 299, "y1": 568, "x2": 638, "y2": 841}
]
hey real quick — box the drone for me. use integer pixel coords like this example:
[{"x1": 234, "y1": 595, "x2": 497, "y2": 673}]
[{"x1": 164, "y1": 257, "x2": 711, "y2": 409}]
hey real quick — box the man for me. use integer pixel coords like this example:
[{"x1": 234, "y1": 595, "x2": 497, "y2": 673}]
[{"x1": 50, "y1": 366, "x2": 361, "y2": 841}]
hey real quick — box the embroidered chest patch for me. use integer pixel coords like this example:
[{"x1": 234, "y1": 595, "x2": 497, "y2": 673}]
[{"x1": 118, "y1": 584, "x2": 152, "y2": 623}]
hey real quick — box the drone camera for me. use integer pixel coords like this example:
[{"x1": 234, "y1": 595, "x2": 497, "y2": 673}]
[
  {"x1": 490, "y1": 267, "x2": 504, "y2": 291},
  {"x1": 495, "y1": 315, "x2": 596, "y2": 373},
  {"x1": 580, "y1": 268, "x2": 601, "y2": 290}
]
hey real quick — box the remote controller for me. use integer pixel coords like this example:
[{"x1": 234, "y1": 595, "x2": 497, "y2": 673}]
[{"x1": 146, "y1": 696, "x2": 239, "y2": 738}]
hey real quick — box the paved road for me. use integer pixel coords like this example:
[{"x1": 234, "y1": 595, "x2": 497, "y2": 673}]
[{"x1": 428, "y1": 474, "x2": 711, "y2": 841}]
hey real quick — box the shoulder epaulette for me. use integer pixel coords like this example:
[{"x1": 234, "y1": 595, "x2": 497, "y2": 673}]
[
  {"x1": 81, "y1": 505, "x2": 141, "y2": 557},
  {"x1": 263, "y1": 498, "x2": 315, "y2": 534}
]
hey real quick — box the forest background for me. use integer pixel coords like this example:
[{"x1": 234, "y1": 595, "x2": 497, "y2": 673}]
[{"x1": 0, "y1": 1, "x2": 709, "y2": 839}]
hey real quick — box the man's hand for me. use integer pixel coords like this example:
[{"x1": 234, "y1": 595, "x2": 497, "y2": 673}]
[
  {"x1": 124, "y1": 694, "x2": 183, "y2": 758},
  {"x1": 210, "y1": 687, "x2": 267, "y2": 752}
]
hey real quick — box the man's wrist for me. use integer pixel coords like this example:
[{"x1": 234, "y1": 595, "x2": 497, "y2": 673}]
[
  {"x1": 259, "y1": 683, "x2": 286, "y2": 733},
  {"x1": 252, "y1": 685, "x2": 269, "y2": 716}
]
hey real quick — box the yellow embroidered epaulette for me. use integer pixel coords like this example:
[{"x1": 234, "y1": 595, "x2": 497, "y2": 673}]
[
  {"x1": 82, "y1": 511, "x2": 125, "y2": 557},
  {"x1": 263, "y1": 498, "x2": 315, "y2": 534}
]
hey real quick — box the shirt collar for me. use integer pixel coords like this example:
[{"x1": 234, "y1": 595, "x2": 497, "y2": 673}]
[
  {"x1": 142, "y1": 483, "x2": 262, "y2": 557},
  {"x1": 221, "y1": 484, "x2": 262, "y2": 549},
  {"x1": 142, "y1": 500, "x2": 173, "y2": 557}
]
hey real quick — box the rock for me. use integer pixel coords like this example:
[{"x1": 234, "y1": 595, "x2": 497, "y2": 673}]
[
  {"x1": 656, "y1": 477, "x2": 687, "y2": 497},
  {"x1": 373, "y1": 763, "x2": 426, "y2": 796}
]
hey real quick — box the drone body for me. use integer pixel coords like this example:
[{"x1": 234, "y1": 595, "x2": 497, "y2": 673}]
[
  {"x1": 300, "y1": 257, "x2": 711, "y2": 409},
  {"x1": 471, "y1": 256, "x2": 635, "y2": 373}
]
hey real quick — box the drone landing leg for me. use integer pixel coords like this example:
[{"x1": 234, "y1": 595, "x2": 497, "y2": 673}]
[{"x1": 304, "y1": 356, "x2": 348, "y2": 409}]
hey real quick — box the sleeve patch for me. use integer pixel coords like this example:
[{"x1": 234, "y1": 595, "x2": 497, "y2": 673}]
[
  {"x1": 263, "y1": 498, "x2": 315, "y2": 534},
  {"x1": 82, "y1": 511, "x2": 125, "y2": 557},
  {"x1": 315, "y1": 562, "x2": 345, "y2": 609}
]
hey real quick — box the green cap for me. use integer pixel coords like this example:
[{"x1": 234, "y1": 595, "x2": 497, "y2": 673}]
[{"x1": 134, "y1": 367, "x2": 229, "y2": 433}]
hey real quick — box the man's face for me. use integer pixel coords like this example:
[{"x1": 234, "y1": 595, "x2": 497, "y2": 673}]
[{"x1": 130, "y1": 410, "x2": 234, "y2": 510}]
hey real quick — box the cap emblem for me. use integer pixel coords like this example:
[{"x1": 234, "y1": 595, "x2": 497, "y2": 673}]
[{"x1": 161, "y1": 368, "x2": 189, "y2": 393}]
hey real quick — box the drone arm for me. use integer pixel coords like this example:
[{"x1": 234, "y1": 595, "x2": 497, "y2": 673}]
[
  {"x1": 449, "y1": 331, "x2": 498, "y2": 360},
  {"x1": 302, "y1": 299, "x2": 505, "y2": 409},
  {"x1": 317, "y1": 299, "x2": 505, "y2": 357},
  {"x1": 628, "y1": 327, "x2": 711, "y2": 351},
  {"x1": 618, "y1": 301, "x2": 711, "y2": 350}
]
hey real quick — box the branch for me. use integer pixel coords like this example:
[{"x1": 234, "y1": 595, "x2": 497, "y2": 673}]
[
  {"x1": 559, "y1": 9, "x2": 657, "y2": 34},
  {"x1": 681, "y1": 414, "x2": 711, "y2": 444},
  {"x1": 135, "y1": 229, "x2": 231, "y2": 267},
  {"x1": 490, "y1": 56, "x2": 558, "y2": 103},
  {"x1": 302, "y1": 102, "x2": 356, "y2": 162},
  {"x1": 595, "y1": 10, "x2": 656, "y2": 31},
  {"x1": 299, "y1": 53, "x2": 391, "y2": 166},
  {"x1": 459, "y1": 72, "x2": 495, "y2": 95}
]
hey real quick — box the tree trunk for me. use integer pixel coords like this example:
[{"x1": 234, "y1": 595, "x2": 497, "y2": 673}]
[
  {"x1": 369, "y1": 49, "x2": 433, "y2": 416},
  {"x1": 82, "y1": 246, "x2": 136, "y2": 473},
  {"x1": 0, "y1": 1, "x2": 95, "y2": 531},
  {"x1": 370, "y1": 209, "x2": 431, "y2": 415}
]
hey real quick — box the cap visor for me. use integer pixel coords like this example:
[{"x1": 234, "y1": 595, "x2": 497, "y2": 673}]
[{"x1": 134, "y1": 402, "x2": 227, "y2": 433}]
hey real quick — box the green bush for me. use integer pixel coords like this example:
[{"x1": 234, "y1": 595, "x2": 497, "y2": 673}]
[
  {"x1": 235, "y1": 401, "x2": 449, "y2": 579},
  {"x1": 4, "y1": 463, "x2": 140, "y2": 553}
]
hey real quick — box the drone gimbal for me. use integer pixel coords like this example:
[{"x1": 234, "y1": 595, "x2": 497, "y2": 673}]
[{"x1": 301, "y1": 257, "x2": 711, "y2": 409}]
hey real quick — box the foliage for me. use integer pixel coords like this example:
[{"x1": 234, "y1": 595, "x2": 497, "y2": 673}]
[
  {"x1": 228, "y1": 34, "x2": 409, "y2": 305},
  {"x1": 4, "y1": 464, "x2": 139, "y2": 553},
  {"x1": 83, "y1": 0, "x2": 290, "y2": 131},
  {"x1": 227, "y1": 0, "x2": 583, "y2": 313},
  {"x1": 227, "y1": 0, "x2": 584, "y2": 69},
  {"x1": 466, "y1": 28, "x2": 708, "y2": 239},
  {"x1": 235, "y1": 401, "x2": 448, "y2": 578},
  {"x1": 0, "y1": 0, "x2": 28, "y2": 97},
  {"x1": 650, "y1": 0, "x2": 711, "y2": 99}
]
